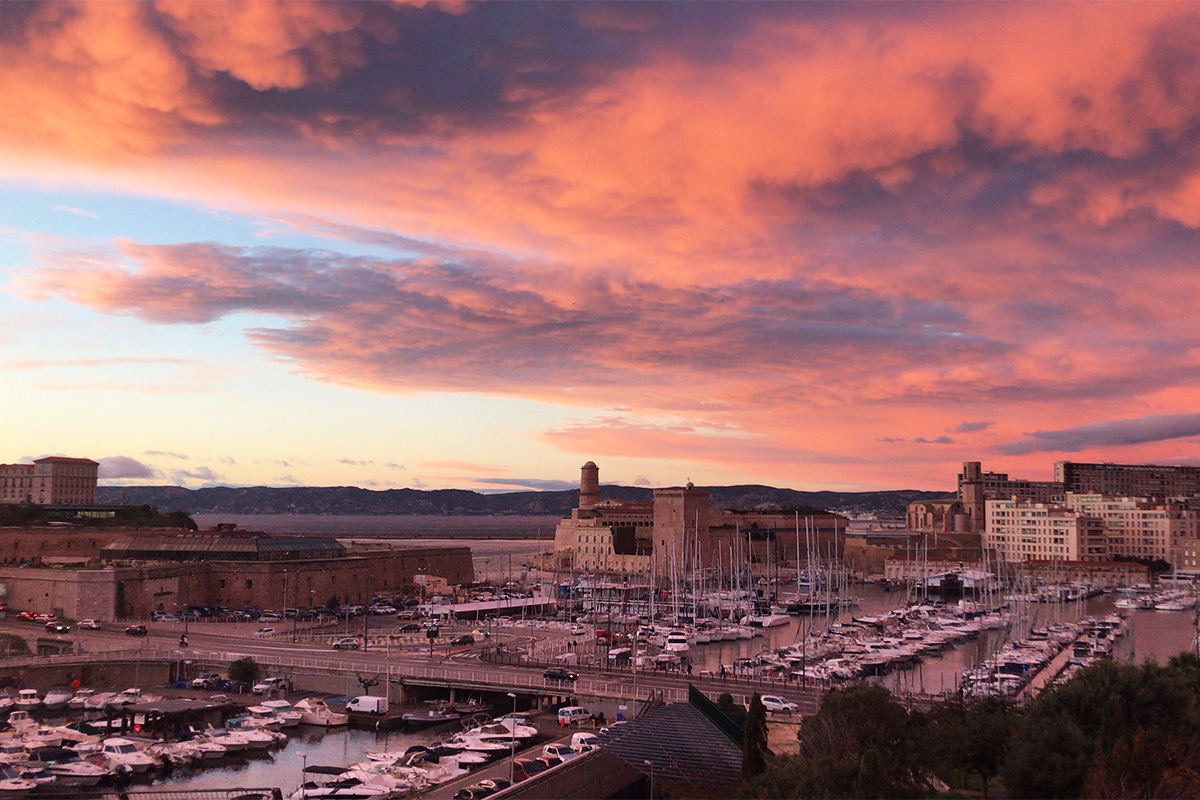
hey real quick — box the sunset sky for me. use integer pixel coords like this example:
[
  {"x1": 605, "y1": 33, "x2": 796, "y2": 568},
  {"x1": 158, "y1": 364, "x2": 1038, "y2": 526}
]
[{"x1": 3, "y1": 1, "x2": 1200, "y2": 494}]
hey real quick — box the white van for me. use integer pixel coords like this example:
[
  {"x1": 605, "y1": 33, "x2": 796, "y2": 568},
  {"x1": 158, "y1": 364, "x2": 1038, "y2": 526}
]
[
  {"x1": 346, "y1": 695, "x2": 389, "y2": 715},
  {"x1": 557, "y1": 706, "x2": 591, "y2": 727},
  {"x1": 571, "y1": 731, "x2": 598, "y2": 752}
]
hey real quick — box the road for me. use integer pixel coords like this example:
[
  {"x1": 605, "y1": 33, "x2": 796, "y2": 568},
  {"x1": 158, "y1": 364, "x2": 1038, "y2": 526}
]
[{"x1": 0, "y1": 615, "x2": 820, "y2": 711}]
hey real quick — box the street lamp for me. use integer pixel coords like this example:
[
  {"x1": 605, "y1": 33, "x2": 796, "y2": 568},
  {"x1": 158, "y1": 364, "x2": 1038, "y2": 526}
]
[
  {"x1": 644, "y1": 760, "x2": 653, "y2": 799},
  {"x1": 507, "y1": 692, "x2": 517, "y2": 785}
]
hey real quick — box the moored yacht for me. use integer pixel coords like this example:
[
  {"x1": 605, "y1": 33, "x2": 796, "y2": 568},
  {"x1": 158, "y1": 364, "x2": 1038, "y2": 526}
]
[
  {"x1": 664, "y1": 629, "x2": 690, "y2": 653},
  {"x1": 12, "y1": 691, "x2": 40, "y2": 712},
  {"x1": 42, "y1": 688, "x2": 73, "y2": 712},
  {"x1": 294, "y1": 698, "x2": 349, "y2": 727},
  {"x1": 99, "y1": 737, "x2": 157, "y2": 774},
  {"x1": 261, "y1": 699, "x2": 303, "y2": 728},
  {"x1": 66, "y1": 689, "x2": 94, "y2": 710},
  {"x1": 0, "y1": 763, "x2": 36, "y2": 797},
  {"x1": 27, "y1": 747, "x2": 110, "y2": 786}
]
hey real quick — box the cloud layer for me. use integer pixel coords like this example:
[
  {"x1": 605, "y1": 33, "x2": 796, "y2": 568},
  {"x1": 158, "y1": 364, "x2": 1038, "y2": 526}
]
[{"x1": 6, "y1": 2, "x2": 1200, "y2": 488}]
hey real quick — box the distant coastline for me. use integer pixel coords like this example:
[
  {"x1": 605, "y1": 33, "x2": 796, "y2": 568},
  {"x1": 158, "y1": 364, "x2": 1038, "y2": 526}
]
[
  {"x1": 104, "y1": 484, "x2": 950, "y2": 520},
  {"x1": 191, "y1": 513, "x2": 559, "y2": 539}
]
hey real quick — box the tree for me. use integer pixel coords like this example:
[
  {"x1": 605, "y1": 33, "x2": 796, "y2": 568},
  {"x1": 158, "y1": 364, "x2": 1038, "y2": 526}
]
[
  {"x1": 1003, "y1": 659, "x2": 1200, "y2": 799},
  {"x1": 745, "y1": 683, "x2": 925, "y2": 799},
  {"x1": 717, "y1": 693, "x2": 748, "y2": 727},
  {"x1": 926, "y1": 695, "x2": 1016, "y2": 798},
  {"x1": 229, "y1": 657, "x2": 260, "y2": 686},
  {"x1": 742, "y1": 693, "x2": 770, "y2": 781}
]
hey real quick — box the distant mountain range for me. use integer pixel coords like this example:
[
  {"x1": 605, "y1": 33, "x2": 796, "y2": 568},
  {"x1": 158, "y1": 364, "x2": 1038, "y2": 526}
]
[{"x1": 96, "y1": 484, "x2": 954, "y2": 520}]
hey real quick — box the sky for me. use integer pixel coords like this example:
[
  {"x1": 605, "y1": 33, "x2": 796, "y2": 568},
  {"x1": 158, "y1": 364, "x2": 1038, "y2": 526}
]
[{"x1": 3, "y1": 1, "x2": 1200, "y2": 495}]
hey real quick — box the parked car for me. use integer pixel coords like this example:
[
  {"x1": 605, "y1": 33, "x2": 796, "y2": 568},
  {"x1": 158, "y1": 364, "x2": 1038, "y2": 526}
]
[
  {"x1": 258, "y1": 613, "x2": 282, "y2": 623},
  {"x1": 45, "y1": 622, "x2": 70, "y2": 634},
  {"x1": 453, "y1": 787, "x2": 495, "y2": 800},
  {"x1": 760, "y1": 695, "x2": 799, "y2": 714},
  {"x1": 124, "y1": 624, "x2": 148, "y2": 636},
  {"x1": 252, "y1": 677, "x2": 285, "y2": 695},
  {"x1": 76, "y1": 619, "x2": 102, "y2": 630},
  {"x1": 332, "y1": 637, "x2": 360, "y2": 650},
  {"x1": 397, "y1": 623, "x2": 422, "y2": 633},
  {"x1": 541, "y1": 743, "x2": 578, "y2": 762},
  {"x1": 478, "y1": 779, "x2": 512, "y2": 792},
  {"x1": 157, "y1": 614, "x2": 181, "y2": 623},
  {"x1": 536, "y1": 754, "x2": 563, "y2": 770},
  {"x1": 450, "y1": 634, "x2": 475, "y2": 646},
  {"x1": 543, "y1": 667, "x2": 578, "y2": 682},
  {"x1": 511, "y1": 757, "x2": 544, "y2": 782},
  {"x1": 190, "y1": 673, "x2": 223, "y2": 690},
  {"x1": 253, "y1": 627, "x2": 276, "y2": 638}
]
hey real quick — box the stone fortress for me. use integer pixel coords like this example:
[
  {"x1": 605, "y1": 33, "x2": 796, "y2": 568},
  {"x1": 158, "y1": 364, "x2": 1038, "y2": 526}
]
[{"x1": 551, "y1": 461, "x2": 849, "y2": 577}]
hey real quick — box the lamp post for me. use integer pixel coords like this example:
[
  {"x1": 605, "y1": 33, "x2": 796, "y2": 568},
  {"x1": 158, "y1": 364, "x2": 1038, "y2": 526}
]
[
  {"x1": 644, "y1": 760, "x2": 653, "y2": 799},
  {"x1": 507, "y1": 692, "x2": 517, "y2": 785}
]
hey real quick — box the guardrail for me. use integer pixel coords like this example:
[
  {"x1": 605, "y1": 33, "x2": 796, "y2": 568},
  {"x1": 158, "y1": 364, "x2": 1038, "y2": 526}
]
[{"x1": 0, "y1": 642, "x2": 823, "y2": 708}]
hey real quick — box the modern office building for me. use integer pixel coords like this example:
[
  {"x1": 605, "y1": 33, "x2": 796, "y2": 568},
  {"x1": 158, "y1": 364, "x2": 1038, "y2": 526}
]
[{"x1": 1054, "y1": 461, "x2": 1200, "y2": 500}]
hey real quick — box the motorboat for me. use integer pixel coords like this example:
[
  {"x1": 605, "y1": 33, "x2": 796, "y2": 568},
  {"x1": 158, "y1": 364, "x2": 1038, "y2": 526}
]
[
  {"x1": 182, "y1": 738, "x2": 228, "y2": 761},
  {"x1": 0, "y1": 741, "x2": 28, "y2": 765},
  {"x1": 12, "y1": 762, "x2": 54, "y2": 790},
  {"x1": 66, "y1": 689, "x2": 94, "y2": 710},
  {"x1": 197, "y1": 726, "x2": 248, "y2": 753},
  {"x1": 13, "y1": 691, "x2": 40, "y2": 712},
  {"x1": 0, "y1": 764, "x2": 36, "y2": 798},
  {"x1": 664, "y1": 629, "x2": 690, "y2": 653},
  {"x1": 245, "y1": 705, "x2": 285, "y2": 730},
  {"x1": 401, "y1": 708, "x2": 461, "y2": 727},
  {"x1": 224, "y1": 717, "x2": 286, "y2": 749},
  {"x1": 82, "y1": 691, "x2": 116, "y2": 710},
  {"x1": 27, "y1": 747, "x2": 110, "y2": 786},
  {"x1": 441, "y1": 731, "x2": 518, "y2": 754},
  {"x1": 42, "y1": 688, "x2": 73, "y2": 712},
  {"x1": 289, "y1": 765, "x2": 397, "y2": 799},
  {"x1": 5, "y1": 712, "x2": 38, "y2": 736},
  {"x1": 462, "y1": 718, "x2": 538, "y2": 742},
  {"x1": 294, "y1": 698, "x2": 349, "y2": 727},
  {"x1": 260, "y1": 699, "x2": 303, "y2": 728},
  {"x1": 0, "y1": 696, "x2": 12, "y2": 717},
  {"x1": 99, "y1": 737, "x2": 157, "y2": 774},
  {"x1": 107, "y1": 687, "x2": 144, "y2": 707}
]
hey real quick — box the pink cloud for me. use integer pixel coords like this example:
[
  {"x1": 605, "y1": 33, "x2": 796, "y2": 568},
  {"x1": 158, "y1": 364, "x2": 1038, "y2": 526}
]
[{"x1": 5, "y1": 3, "x2": 1200, "y2": 488}]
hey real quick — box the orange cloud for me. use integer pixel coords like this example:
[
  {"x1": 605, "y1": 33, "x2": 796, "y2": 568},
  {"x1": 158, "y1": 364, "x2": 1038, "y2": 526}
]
[{"x1": 7, "y1": 2, "x2": 1200, "y2": 488}]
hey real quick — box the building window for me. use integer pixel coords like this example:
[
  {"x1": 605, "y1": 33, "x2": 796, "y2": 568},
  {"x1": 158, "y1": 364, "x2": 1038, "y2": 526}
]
[
  {"x1": 246, "y1": 580, "x2": 253, "y2": 590},
  {"x1": 219, "y1": 579, "x2": 226, "y2": 589}
]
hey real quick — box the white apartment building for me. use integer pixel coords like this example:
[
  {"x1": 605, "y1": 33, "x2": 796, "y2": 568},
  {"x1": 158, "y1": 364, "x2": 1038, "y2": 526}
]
[
  {"x1": 985, "y1": 494, "x2": 1198, "y2": 565},
  {"x1": 985, "y1": 499, "x2": 1102, "y2": 562}
]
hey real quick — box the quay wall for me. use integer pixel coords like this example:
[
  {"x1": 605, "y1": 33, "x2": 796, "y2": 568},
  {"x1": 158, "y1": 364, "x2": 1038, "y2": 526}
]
[{"x1": 0, "y1": 657, "x2": 174, "y2": 692}]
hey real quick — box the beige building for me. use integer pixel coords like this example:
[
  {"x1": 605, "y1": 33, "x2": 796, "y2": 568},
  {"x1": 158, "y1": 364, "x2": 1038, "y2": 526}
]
[
  {"x1": 985, "y1": 498, "x2": 1103, "y2": 562},
  {"x1": 0, "y1": 456, "x2": 98, "y2": 505},
  {"x1": 1062, "y1": 494, "x2": 1198, "y2": 563},
  {"x1": 985, "y1": 494, "x2": 1197, "y2": 564}
]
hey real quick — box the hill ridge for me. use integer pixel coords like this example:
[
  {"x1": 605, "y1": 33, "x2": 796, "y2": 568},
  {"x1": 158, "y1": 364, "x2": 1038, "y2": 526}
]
[{"x1": 96, "y1": 484, "x2": 953, "y2": 520}]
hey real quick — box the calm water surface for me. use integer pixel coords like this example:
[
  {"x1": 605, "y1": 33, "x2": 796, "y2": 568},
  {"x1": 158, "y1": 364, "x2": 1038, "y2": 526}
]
[{"x1": 150, "y1": 724, "x2": 456, "y2": 791}]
